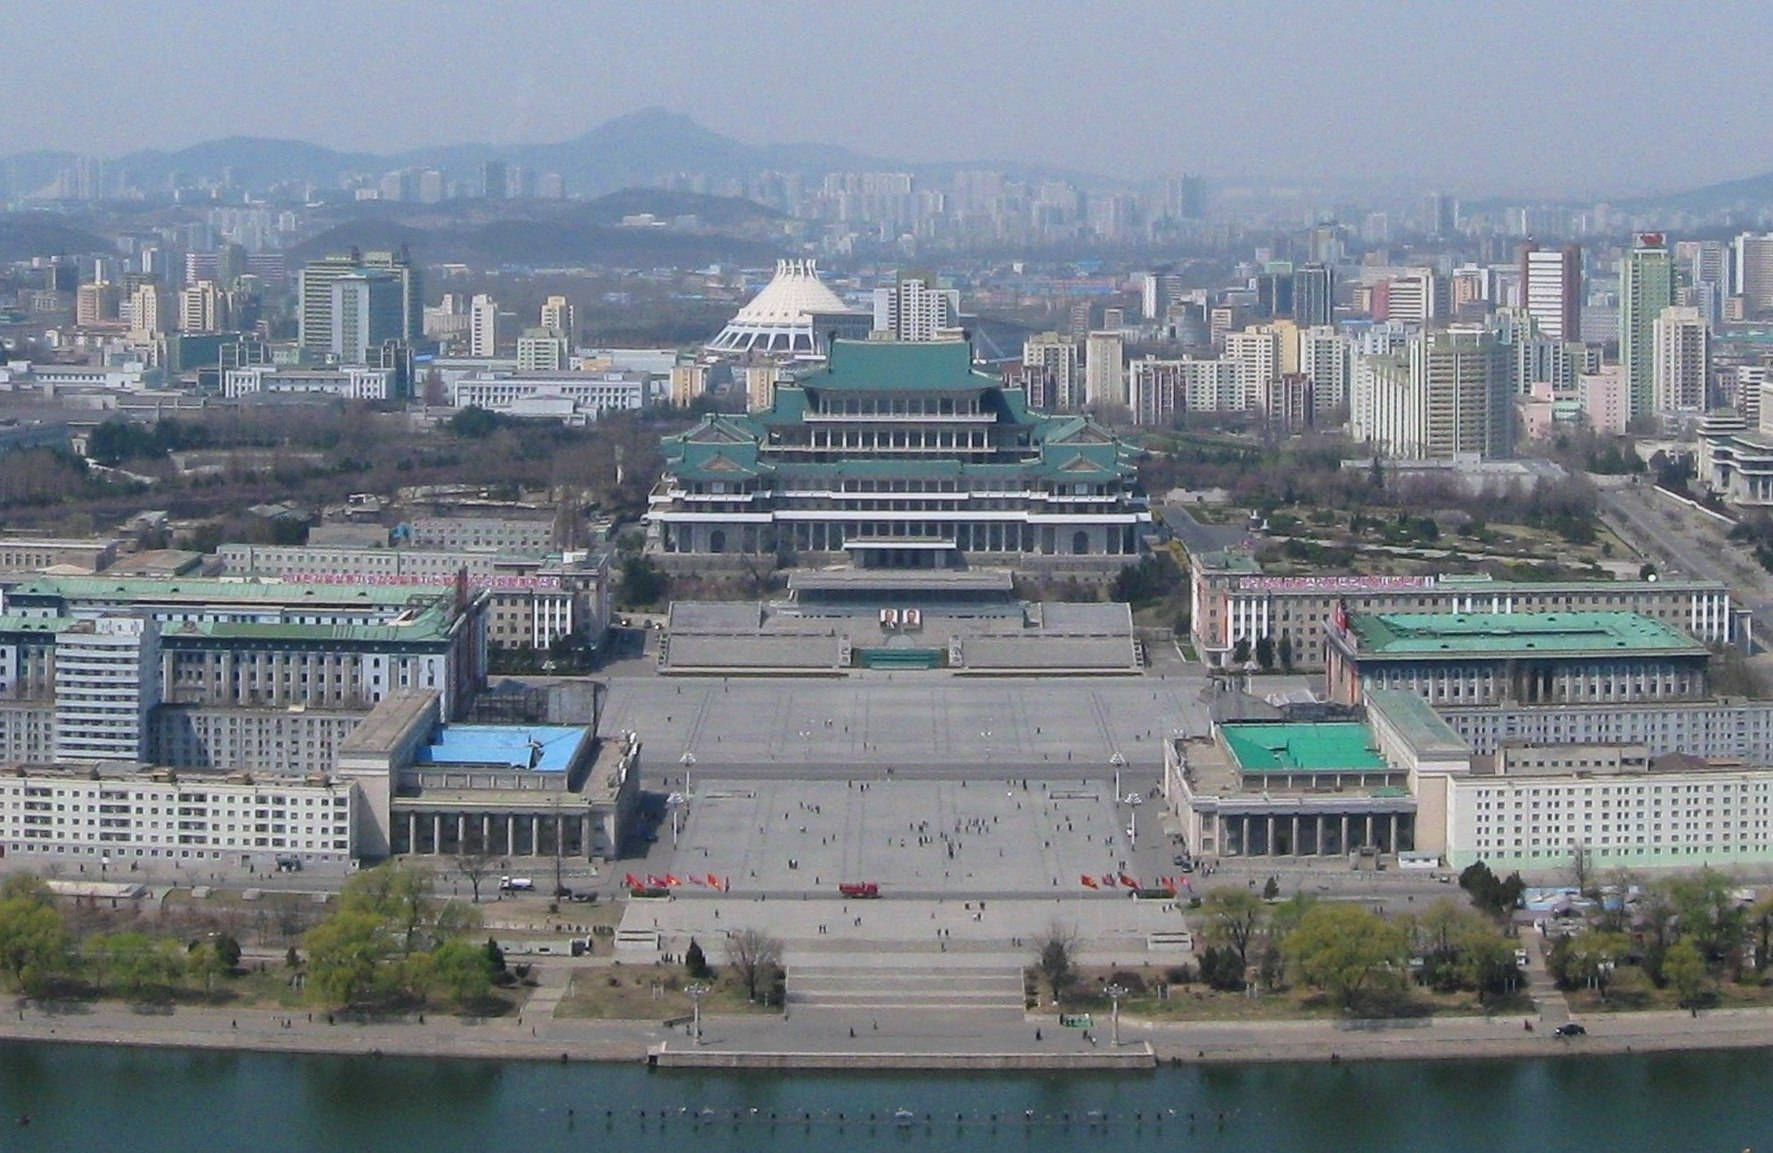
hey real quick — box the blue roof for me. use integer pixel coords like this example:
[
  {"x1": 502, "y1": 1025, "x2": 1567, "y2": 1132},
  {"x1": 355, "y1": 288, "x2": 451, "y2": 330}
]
[{"x1": 417, "y1": 724, "x2": 588, "y2": 773}]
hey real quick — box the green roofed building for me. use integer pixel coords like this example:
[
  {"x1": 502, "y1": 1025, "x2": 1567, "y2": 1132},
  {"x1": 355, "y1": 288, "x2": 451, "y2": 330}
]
[
  {"x1": 1325, "y1": 610, "x2": 1711, "y2": 708},
  {"x1": 647, "y1": 339, "x2": 1150, "y2": 567}
]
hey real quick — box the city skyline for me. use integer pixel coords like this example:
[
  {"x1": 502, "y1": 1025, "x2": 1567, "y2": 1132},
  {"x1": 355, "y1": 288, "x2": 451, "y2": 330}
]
[{"x1": 8, "y1": 0, "x2": 1773, "y2": 198}]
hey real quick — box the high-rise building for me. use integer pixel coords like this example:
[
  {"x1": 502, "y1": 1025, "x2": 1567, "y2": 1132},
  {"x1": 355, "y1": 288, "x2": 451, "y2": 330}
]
[
  {"x1": 516, "y1": 328, "x2": 569, "y2": 372},
  {"x1": 1620, "y1": 234, "x2": 1675, "y2": 420},
  {"x1": 1732, "y1": 232, "x2": 1773, "y2": 317},
  {"x1": 1375, "y1": 271, "x2": 1440, "y2": 326},
  {"x1": 669, "y1": 362, "x2": 709, "y2": 408},
  {"x1": 1652, "y1": 305, "x2": 1710, "y2": 414},
  {"x1": 126, "y1": 279, "x2": 169, "y2": 341},
  {"x1": 481, "y1": 160, "x2": 507, "y2": 200},
  {"x1": 298, "y1": 248, "x2": 422, "y2": 354},
  {"x1": 469, "y1": 294, "x2": 499, "y2": 358},
  {"x1": 1293, "y1": 264, "x2": 1334, "y2": 327},
  {"x1": 540, "y1": 296, "x2": 576, "y2": 342},
  {"x1": 1022, "y1": 332, "x2": 1081, "y2": 411},
  {"x1": 178, "y1": 280, "x2": 223, "y2": 332},
  {"x1": 873, "y1": 276, "x2": 960, "y2": 341},
  {"x1": 1298, "y1": 325, "x2": 1351, "y2": 421},
  {"x1": 330, "y1": 272, "x2": 404, "y2": 364},
  {"x1": 1141, "y1": 273, "x2": 1182, "y2": 322},
  {"x1": 1354, "y1": 328, "x2": 1508, "y2": 460},
  {"x1": 1687, "y1": 239, "x2": 1729, "y2": 327},
  {"x1": 75, "y1": 281, "x2": 120, "y2": 327},
  {"x1": 53, "y1": 616, "x2": 159, "y2": 764},
  {"x1": 1084, "y1": 331, "x2": 1125, "y2": 409},
  {"x1": 1224, "y1": 327, "x2": 1281, "y2": 412},
  {"x1": 1519, "y1": 242, "x2": 1581, "y2": 341}
]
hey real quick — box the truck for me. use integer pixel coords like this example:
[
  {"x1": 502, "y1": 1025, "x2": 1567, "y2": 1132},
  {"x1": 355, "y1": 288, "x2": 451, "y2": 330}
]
[
  {"x1": 838, "y1": 882, "x2": 880, "y2": 899},
  {"x1": 499, "y1": 876, "x2": 535, "y2": 892}
]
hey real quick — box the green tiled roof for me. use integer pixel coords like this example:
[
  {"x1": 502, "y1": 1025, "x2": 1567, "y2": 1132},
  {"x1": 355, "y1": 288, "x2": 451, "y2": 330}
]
[
  {"x1": 1345, "y1": 611, "x2": 1707, "y2": 658},
  {"x1": 1221, "y1": 723, "x2": 1389, "y2": 773},
  {"x1": 799, "y1": 339, "x2": 991, "y2": 391}
]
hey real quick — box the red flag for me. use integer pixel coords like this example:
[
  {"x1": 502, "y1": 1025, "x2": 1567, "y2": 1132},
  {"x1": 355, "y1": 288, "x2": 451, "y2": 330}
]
[
  {"x1": 1119, "y1": 873, "x2": 1138, "y2": 889},
  {"x1": 646, "y1": 874, "x2": 665, "y2": 888},
  {"x1": 706, "y1": 873, "x2": 720, "y2": 889},
  {"x1": 1164, "y1": 877, "x2": 1179, "y2": 894},
  {"x1": 1100, "y1": 874, "x2": 1116, "y2": 888},
  {"x1": 1080, "y1": 874, "x2": 1098, "y2": 889},
  {"x1": 665, "y1": 874, "x2": 682, "y2": 887},
  {"x1": 624, "y1": 873, "x2": 642, "y2": 889}
]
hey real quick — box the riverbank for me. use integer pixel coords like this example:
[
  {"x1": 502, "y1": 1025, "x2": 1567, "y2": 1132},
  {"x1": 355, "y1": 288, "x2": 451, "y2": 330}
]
[{"x1": 4, "y1": 995, "x2": 1771, "y2": 1069}]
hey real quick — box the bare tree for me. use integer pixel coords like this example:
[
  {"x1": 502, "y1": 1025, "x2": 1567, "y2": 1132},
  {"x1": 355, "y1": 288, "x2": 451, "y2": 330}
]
[
  {"x1": 725, "y1": 928, "x2": 783, "y2": 1002},
  {"x1": 456, "y1": 851, "x2": 501, "y2": 904}
]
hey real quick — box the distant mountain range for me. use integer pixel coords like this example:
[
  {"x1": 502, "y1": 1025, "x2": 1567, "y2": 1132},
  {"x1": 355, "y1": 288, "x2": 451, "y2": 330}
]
[{"x1": 0, "y1": 108, "x2": 1103, "y2": 199}]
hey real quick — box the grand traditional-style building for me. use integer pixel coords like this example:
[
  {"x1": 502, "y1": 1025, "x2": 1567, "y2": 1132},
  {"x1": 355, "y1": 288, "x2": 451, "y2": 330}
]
[{"x1": 647, "y1": 339, "x2": 1151, "y2": 567}]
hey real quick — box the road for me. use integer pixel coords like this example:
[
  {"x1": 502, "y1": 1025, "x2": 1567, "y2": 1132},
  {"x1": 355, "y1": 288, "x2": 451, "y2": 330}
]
[{"x1": 1597, "y1": 483, "x2": 1773, "y2": 647}]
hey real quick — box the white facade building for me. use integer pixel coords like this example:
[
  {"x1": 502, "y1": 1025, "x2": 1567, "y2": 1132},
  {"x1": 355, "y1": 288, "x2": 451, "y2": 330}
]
[
  {"x1": 451, "y1": 370, "x2": 647, "y2": 424},
  {"x1": 1652, "y1": 305, "x2": 1710, "y2": 414},
  {"x1": 1084, "y1": 331, "x2": 1125, "y2": 409},
  {"x1": 469, "y1": 294, "x2": 499, "y2": 358},
  {"x1": 0, "y1": 767, "x2": 354, "y2": 866},
  {"x1": 872, "y1": 277, "x2": 960, "y2": 341},
  {"x1": 222, "y1": 365, "x2": 392, "y2": 401},
  {"x1": 52, "y1": 616, "x2": 159, "y2": 764}
]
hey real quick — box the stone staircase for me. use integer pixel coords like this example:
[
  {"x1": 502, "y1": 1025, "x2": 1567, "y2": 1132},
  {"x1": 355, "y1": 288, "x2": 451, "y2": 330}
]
[{"x1": 787, "y1": 964, "x2": 1026, "y2": 1013}]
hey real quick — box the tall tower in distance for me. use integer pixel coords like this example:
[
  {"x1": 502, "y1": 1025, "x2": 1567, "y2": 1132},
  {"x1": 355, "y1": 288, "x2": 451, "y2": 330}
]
[{"x1": 1620, "y1": 233, "x2": 1674, "y2": 421}]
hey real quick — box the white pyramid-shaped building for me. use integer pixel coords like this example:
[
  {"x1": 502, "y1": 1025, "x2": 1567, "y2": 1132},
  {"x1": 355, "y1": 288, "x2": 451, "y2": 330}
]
[{"x1": 706, "y1": 259, "x2": 849, "y2": 357}]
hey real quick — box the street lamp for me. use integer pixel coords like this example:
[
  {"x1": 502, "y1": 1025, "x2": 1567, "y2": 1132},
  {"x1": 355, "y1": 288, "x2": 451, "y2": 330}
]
[
  {"x1": 1110, "y1": 752, "x2": 1127, "y2": 803},
  {"x1": 1104, "y1": 982, "x2": 1128, "y2": 1047},
  {"x1": 686, "y1": 982, "x2": 709, "y2": 1044},
  {"x1": 679, "y1": 751, "x2": 696, "y2": 798}
]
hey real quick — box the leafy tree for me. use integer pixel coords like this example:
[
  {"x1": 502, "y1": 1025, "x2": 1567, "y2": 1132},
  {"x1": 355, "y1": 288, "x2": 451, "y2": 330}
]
[
  {"x1": 1262, "y1": 876, "x2": 1281, "y2": 901},
  {"x1": 1458, "y1": 861, "x2": 1525, "y2": 918},
  {"x1": 619, "y1": 555, "x2": 668, "y2": 608},
  {"x1": 1277, "y1": 634, "x2": 1294, "y2": 672},
  {"x1": 685, "y1": 938, "x2": 711, "y2": 980},
  {"x1": 1231, "y1": 638, "x2": 1251, "y2": 665},
  {"x1": 725, "y1": 928, "x2": 784, "y2": 1002},
  {"x1": 1110, "y1": 552, "x2": 1184, "y2": 609},
  {"x1": 1662, "y1": 938, "x2": 1709, "y2": 1010},
  {"x1": 0, "y1": 878, "x2": 66, "y2": 994},
  {"x1": 1662, "y1": 869, "x2": 1744, "y2": 969},
  {"x1": 96, "y1": 933, "x2": 186, "y2": 1003},
  {"x1": 446, "y1": 406, "x2": 502, "y2": 439},
  {"x1": 484, "y1": 937, "x2": 507, "y2": 974},
  {"x1": 1284, "y1": 903, "x2": 1408, "y2": 1010},
  {"x1": 427, "y1": 937, "x2": 495, "y2": 1007},
  {"x1": 1197, "y1": 945, "x2": 1247, "y2": 992},
  {"x1": 303, "y1": 910, "x2": 393, "y2": 1008},
  {"x1": 1554, "y1": 930, "x2": 1631, "y2": 1001},
  {"x1": 214, "y1": 933, "x2": 243, "y2": 971}
]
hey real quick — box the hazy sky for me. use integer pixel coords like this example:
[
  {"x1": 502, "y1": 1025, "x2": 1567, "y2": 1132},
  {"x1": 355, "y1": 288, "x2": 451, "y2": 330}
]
[{"x1": 10, "y1": 0, "x2": 1772, "y2": 198}]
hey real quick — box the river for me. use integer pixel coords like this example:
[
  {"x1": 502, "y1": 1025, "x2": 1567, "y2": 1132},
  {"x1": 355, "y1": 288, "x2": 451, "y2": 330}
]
[{"x1": 1, "y1": 1040, "x2": 1768, "y2": 1152}]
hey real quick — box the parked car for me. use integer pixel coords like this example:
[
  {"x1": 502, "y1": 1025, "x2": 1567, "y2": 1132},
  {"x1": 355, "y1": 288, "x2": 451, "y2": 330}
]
[{"x1": 1554, "y1": 1022, "x2": 1587, "y2": 1037}]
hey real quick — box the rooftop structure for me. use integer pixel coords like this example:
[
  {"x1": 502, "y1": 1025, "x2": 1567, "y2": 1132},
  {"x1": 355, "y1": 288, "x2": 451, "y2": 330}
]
[
  {"x1": 649, "y1": 339, "x2": 1150, "y2": 567},
  {"x1": 1219, "y1": 722, "x2": 1387, "y2": 774},
  {"x1": 1189, "y1": 554, "x2": 1739, "y2": 670},
  {"x1": 705, "y1": 260, "x2": 854, "y2": 358},
  {"x1": 1325, "y1": 610, "x2": 1711, "y2": 707}
]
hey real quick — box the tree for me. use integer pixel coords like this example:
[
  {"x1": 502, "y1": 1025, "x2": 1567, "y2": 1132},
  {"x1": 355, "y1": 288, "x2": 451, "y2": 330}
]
[
  {"x1": 304, "y1": 910, "x2": 393, "y2": 1008},
  {"x1": 1197, "y1": 945, "x2": 1246, "y2": 992},
  {"x1": 447, "y1": 406, "x2": 502, "y2": 439},
  {"x1": 1458, "y1": 861, "x2": 1526, "y2": 919},
  {"x1": 1277, "y1": 634, "x2": 1294, "y2": 673},
  {"x1": 1662, "y1": 869, "x2": 1744, "y2": 970},
  {"x1": 484, "y1": 937, "x2": 507, "y2": 975},
  {"x1": 427, "y1": 937, "x2": 494, "y2": 1007},
  {"x1": 1200, "y1": 889, "x2": 1264, "y2": 971},
  {"x1": 725, "y1": 928, "x2": 783, "y2": 1002},
  {"x1": 1262, "y1": 876, "x2": 1281, "y2": 902},
  {"x1": 1284, "y1": 903, "x2": 1408, "y2": 1010},
  {"x1": 214, "y1": 933, "x2": 243, "y2": 971},
  {"x1": 1663, "y1": 938, "x2": 1709, "y2": 1011},
  {"x1": 618, "y1": 555, "x2": 667, "y2": 608},
  {"x1": 1230, "y1": 638, "x2": 1251, "y2": 665},
  {"x1": 1254, "y1": 635, "x2": 1276, "y2": 672},
  {"x1": 1555, "y1": 930, "x2": 1631, "y2": 1001},
  {"x1": 0, "y1": 878, "x2": 66, "y2": 994},
  {"x1": 1035, "y1": 924, "x2": 1078, "y2": 1000},
  {"x1": 455, "y1": 851, "x2": 500, "y2": 905},
  {"x1": 685, "y1": 938, "x2": 711, "y2": 980}
]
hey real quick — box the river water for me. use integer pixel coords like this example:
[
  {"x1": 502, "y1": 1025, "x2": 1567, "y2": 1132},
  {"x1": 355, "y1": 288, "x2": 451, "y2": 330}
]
[{"x1": 1, "y1": 1040, "x2": 1769, "y2": 1152}]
